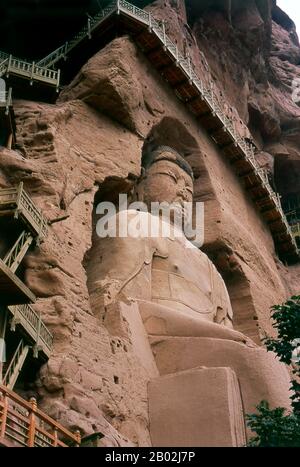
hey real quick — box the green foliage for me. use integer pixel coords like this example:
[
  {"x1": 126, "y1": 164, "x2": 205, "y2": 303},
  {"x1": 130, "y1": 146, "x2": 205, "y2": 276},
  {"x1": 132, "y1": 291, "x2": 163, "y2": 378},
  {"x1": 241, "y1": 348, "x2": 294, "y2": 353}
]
[
  {"x1": 247, "y1": 402, "x2": 300, "y2": 447},
  {"x1": 246, "y1": 295, "x2": 300, "y2": 446},
  {"x1": 264, "y1": 296, "x2": 300, "y2": 366}
]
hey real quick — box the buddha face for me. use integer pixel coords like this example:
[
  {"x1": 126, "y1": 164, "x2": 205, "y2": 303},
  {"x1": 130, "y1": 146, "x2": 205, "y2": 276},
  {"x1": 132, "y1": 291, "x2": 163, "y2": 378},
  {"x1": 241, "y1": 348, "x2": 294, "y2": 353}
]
[{"x1": 136, "y1": 159, "x2": 194, "y2": 208}]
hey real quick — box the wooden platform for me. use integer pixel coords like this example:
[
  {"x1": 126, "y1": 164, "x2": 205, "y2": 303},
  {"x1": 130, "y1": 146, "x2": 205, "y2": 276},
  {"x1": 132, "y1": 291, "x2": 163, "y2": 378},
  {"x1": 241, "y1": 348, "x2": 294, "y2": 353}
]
[
  {"x1": 0, "y1": 259, "x2": 35, "y2": 305},
  {"x1": 0, "y1": 53, "x2": 59, "y2": 97}
]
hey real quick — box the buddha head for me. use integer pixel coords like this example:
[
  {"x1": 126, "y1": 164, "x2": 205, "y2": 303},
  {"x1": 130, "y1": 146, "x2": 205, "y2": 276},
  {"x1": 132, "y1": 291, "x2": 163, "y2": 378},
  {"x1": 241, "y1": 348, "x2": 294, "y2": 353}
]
[{"x1": 135, "y1": 146, "x2": 194, "y2": 209}]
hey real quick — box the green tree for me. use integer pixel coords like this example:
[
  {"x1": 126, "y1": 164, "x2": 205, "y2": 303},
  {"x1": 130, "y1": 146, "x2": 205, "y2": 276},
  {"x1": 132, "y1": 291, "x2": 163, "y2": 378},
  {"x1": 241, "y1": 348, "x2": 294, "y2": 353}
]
[{"x1": 247, "y1": 295, "x2": 300, "y2": 447}]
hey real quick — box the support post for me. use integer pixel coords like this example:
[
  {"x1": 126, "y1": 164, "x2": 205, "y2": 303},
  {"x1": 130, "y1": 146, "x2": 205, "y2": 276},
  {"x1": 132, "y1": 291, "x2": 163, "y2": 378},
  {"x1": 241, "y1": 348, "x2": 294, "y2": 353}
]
[
  {"x1": 64, "y1": 42, "x2": 69, "y2": 61},
  {"x1": 116, "y1": 0, "x2": 120, "y2": 15},
  {"x1": 10, "y1": 305, "x2": 21, "y2": 332},
  {"x1": 27, "y1": 397, "x2": 37, "y2": 447},
  {"x1": 0, "y1": 307, "x2": 7, "y2": 339},
  {"x1": 0, "y1": 307, "x2": 7, "y2": 385},
  {"x1": 30, "y1": 62, "x2": 35, "y2": 86},
  {"x1": 162, "y1": 20, "x2": 166, "y2": 49},
  {"x1": 0, "y1": 392, "x2": 8, "y2": 439},
  {"x1": 75, "y1": 430, "x2": 81, "y2": 447},
  {"x1": 277, "y1": 193, "x2": 282, "y2": 207},
  {"x1": 6, "y1": 55, "x2": 12, "y2": 78},
  {"x1": 148, "y1": 13, "x2": 152, "y2": 31},
  {"x1": 6, "y1": 132, "x2": 13, "y2": 150},
  {"x1": 53, "y1": 427, "x2": 58, "y2": 447},
  {"x1": 33, "y1": 313, "x2": 41, "y2": 358},
  {"x1": 16, "y1": 181, "x2": 24, "y2": 213},
  {"x1": 187, "y1": 54, "x2": 193, "y2": 85},
  {"x1": 56, "y1": 69, "x2": 61, "y2": 93},
  {"x1": 5, "y1": 87, "x2": 12, "y2": 116},
  {"x1": 87, "y1": 18, "x2": 91, "y2": 39}
]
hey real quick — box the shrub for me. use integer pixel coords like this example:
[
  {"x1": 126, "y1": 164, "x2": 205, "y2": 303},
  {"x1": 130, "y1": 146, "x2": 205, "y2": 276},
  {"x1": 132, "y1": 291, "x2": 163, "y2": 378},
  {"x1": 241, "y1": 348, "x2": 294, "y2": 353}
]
[{"x1": 246, "y1": 296, "x2": 300, "y2": 447}]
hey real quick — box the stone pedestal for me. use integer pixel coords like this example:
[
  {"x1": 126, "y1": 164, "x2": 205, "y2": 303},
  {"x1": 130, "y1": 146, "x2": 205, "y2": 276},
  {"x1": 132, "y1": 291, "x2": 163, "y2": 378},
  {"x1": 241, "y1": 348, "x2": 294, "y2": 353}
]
[
  {"x1": 150, "y1": 335, "x2": 291, "y2": 438},
  {"x1": 148, "y1": 367, "x2": 246, "y2": 447}
]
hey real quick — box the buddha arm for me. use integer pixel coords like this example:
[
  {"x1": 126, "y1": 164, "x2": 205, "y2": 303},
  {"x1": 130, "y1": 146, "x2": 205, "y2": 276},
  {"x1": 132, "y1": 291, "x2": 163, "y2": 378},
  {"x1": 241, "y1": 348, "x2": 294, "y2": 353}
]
[
  {"x1": 89, "y1": 214, "x2": 155, "y2": 306},
  {"x1": 91, "y1": 238, "x2": 147, "y2": 304}
]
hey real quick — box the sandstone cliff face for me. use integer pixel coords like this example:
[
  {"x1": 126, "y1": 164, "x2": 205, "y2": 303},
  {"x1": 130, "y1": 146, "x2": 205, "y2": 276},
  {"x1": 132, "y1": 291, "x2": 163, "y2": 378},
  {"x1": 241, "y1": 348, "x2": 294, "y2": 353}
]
[{"x1": 0, "y1": 0, "x2": 299, "y2": 445}]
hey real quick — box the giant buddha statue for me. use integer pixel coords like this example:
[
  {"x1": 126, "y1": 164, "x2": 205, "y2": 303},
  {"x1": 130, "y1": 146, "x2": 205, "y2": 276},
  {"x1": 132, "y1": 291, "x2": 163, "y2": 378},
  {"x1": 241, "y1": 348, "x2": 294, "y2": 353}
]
[{"x1": 89, "y1": 146, "x2": 291, "y2": 447}]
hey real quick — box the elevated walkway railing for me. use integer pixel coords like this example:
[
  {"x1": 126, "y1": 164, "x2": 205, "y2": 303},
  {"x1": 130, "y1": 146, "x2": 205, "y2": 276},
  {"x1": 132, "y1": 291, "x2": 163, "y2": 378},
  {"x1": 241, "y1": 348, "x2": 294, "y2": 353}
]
[
  {"x1": 0, "y1": 183, "x2": 48, "y2": 239},
  {"x1": 0, "y1": 55, "x2": 60, "y2": 89},
  {"x1": 0, "y1": 384, "x2": 81, "y2": 447},
  {"x1": 8, "y1": 304, "x2": 53, "y2": 358},
  {"x1": 36, "y1": 3, "x2": 117, "y2": 68},
  {"x1": 35, "y1": 0, "x2": 256, "y2": 155}
]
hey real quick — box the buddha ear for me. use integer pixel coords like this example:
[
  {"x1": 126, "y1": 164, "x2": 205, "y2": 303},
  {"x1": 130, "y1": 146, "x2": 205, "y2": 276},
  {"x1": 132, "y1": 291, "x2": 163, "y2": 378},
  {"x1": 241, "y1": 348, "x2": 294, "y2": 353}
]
[{"x1": 137, "y1": 167, "x2": 147, "y2": 184}]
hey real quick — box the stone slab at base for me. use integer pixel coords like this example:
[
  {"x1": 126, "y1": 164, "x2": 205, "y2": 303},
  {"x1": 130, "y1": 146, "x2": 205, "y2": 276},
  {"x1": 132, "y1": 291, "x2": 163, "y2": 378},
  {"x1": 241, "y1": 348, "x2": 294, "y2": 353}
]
[{"x1": 148, "y1": 367, "x2": 246, "y2": 447}]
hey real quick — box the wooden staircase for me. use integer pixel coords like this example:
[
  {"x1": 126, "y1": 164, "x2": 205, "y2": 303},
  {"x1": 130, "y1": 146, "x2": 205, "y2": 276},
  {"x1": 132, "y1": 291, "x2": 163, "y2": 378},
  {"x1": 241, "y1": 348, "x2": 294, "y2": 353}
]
[
  {"x1": 0, "y1": 183, "x2": 48, "y2": 305},
  {"x1": 3, "y1": 231, "x2": 34, "y2": 273},
  {"x1": 2, "y1": 340, "x2": 29, "y2": 390},
  {"x1": 0, "y1": 183, "x2": 52, "y2": 392}
]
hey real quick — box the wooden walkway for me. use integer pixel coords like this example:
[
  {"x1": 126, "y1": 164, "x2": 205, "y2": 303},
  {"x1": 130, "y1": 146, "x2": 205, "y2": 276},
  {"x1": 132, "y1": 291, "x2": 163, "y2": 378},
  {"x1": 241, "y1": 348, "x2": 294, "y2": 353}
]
[{"x1": 0, "y1": 0, "x2": 298, "y2": 262}]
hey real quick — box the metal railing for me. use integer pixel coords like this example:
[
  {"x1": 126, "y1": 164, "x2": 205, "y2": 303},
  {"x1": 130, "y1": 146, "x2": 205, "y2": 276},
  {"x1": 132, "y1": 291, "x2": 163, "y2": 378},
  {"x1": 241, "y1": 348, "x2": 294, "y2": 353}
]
[
  {"x1": 0, "y1": 183, "x2": 48, "y2": 238},
  {"x1": 8, "y1": 304, "x2": 53, "y2": 356},
  {"x1": 0, "y1": 385, "x2": 81, "y2": 447}
]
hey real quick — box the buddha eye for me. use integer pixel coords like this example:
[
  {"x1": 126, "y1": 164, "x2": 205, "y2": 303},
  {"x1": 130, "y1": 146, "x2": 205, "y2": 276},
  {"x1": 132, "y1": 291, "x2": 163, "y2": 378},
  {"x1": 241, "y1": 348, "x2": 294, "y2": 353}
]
[
  {"x1": 169, "y1": 173, "x2": 178, "y2": 183},
  {"x1": 156, "y1": 171, "x2": 178, "y2": 183}
]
